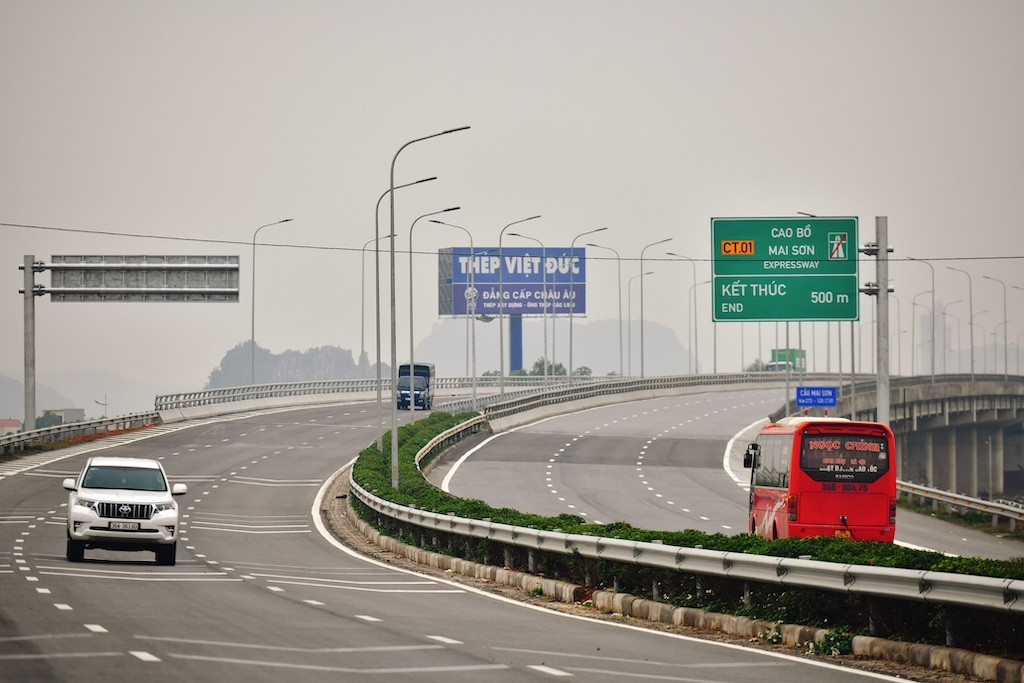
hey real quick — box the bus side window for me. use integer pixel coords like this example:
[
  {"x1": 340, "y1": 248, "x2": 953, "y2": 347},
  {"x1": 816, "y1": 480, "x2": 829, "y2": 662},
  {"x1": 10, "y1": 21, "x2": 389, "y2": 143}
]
[{"x1": 743, "y1": 443, "x2": 760, "y2": 468}]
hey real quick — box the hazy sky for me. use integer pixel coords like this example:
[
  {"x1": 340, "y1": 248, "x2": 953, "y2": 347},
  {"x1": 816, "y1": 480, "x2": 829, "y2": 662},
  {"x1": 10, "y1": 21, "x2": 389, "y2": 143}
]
[{"x1": 3, "y1": 1, "x2": 1023, "y2": 412}]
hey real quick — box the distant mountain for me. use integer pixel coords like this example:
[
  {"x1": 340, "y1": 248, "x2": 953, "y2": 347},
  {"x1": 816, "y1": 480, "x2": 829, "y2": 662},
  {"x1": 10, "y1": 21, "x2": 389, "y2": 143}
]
[
  {"x1": 414, "y1": 317, "x2": 693, "y2": 378},
  {"x1": 0, "y1": 373, "x2": 79, "y2": 422},
  {"x1": 205, "y1": 342, "x2": 389, "y2": 389}
]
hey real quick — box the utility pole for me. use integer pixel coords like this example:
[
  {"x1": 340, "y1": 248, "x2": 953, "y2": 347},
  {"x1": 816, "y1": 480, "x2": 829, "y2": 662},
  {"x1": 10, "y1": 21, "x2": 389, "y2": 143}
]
[
  {"x1": 19, "y1": 256, "x2": 43, "y2": 432},
  {"x1": 858, "y1": 218, "x2": 894, "y2": 425}
]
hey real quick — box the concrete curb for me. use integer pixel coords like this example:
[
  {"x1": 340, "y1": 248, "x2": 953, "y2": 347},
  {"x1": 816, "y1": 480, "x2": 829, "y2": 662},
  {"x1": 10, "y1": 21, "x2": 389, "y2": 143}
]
[{"x1": 344, "y1": 499, "x2": 1024, "y2": 683}]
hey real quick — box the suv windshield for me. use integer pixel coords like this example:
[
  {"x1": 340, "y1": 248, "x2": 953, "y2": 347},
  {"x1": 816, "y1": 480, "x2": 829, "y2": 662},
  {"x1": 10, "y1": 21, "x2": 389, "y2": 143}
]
[{"x1": 82, "y1": 466, "x2": 168, "y2": 492}]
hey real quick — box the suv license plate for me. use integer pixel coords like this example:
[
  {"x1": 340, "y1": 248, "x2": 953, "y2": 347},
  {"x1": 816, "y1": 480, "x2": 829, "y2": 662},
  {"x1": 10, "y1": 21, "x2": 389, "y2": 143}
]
[{"x1": 109, "y1": 521, "x2": 140, "y2": 531}]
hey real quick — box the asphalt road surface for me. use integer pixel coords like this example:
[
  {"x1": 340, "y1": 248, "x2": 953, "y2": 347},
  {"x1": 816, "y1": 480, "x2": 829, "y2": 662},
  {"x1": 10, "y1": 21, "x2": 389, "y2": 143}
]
[
  {"x1": 435, "y1": 387, "x2": 1024, "y2": 560},
  {"x1": 0, "y1": 402, "x2": 920, "y2": 682}
]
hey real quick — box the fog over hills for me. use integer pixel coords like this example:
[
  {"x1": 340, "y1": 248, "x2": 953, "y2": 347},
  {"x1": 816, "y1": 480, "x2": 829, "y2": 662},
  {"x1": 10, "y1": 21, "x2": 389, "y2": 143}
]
[{"x1": 1, "y1": 317, "x2": 697, "y2": 422}]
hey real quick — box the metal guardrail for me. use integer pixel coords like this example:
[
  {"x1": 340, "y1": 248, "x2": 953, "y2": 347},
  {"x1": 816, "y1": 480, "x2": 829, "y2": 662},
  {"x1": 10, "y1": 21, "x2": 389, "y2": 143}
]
[
  {"x1": 349, "y1": 473, "x2": 1023, "y2": 614},
  {"x1": 898, "y1": 481, "x2": 1023, "y2": 532},
  {"x1": 0, "y1": 412, "x2": 161, "y2": 456},
  {"x1": 153, "y1": 375, "x2": 571, "y2": 411},
  {"x1": 348, "y1": 388, "x2": 1024, "y2": 614}
]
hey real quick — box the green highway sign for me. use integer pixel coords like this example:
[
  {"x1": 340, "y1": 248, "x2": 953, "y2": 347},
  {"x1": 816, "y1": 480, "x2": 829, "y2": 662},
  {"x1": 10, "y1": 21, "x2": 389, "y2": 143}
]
[{"x1": 711, "y1": 216, "x2": 859, "y2": 322}]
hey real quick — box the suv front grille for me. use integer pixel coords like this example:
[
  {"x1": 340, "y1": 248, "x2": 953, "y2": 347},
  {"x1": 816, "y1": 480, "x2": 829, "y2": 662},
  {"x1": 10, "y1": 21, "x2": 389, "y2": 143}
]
[{"x1": 96, "y1": 502, "x2": 153, "y2": 520}]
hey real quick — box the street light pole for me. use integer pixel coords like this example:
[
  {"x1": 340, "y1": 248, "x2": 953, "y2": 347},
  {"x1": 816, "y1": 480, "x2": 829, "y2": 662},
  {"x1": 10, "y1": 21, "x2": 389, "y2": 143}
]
[
  {"x1": 982, "y1": 275, "x2": 1008, "y2": 381},
  {"x1": 639, "y1": 237, "x2": 671, "y2": 377},
  {"x1": 497, "y1": 215, "x2": 541, "y2": 394},
  {"x1": 373, "y1": 176, "x2": 437, "y2": 449},
  {"x1": 509, "y1": 232, "x2": 548, "y2": 386},
  {"x1": 360, "y1": 232, "x2": 396, "y2": 378},
  {"x1": 430, "y1": 219, "x2": 481, "y2": 410},
  {"x1": 910, "y1": 293, "x2": 931, "y2": 376},
  {"x1": 666, "y1": 252, "x2": 697, "y2": 374},
  {"x1": 568, "y1": 227, "x2": 607, "y2": 382},
  {"x1": 250, "y1": 218, "x2": 293, "y2": 386},
  {"x1": 627, "y1": 271, "x2": 653, "y2": 376},
  {"x1": 389, "y1": 126, "x2": 470, "y2": 489},
  {"x1": 408, "y1": 207, "x2": 460, "y2": 421},
  {"x1": 907, "y1": 257, "x2": 936, "y2": 382},
  {"x1": 689, "y1": 280, "x2": 711, "y2": 373},
  {"x1": 947, "y1": 266, "x2": 975, "y2": 381},
  {"x1": 587, "y1": 243, "x2": 623, "y2": 378},
  {"x1": 942, "y1": 305, "x2": 962, "y2": 374}
]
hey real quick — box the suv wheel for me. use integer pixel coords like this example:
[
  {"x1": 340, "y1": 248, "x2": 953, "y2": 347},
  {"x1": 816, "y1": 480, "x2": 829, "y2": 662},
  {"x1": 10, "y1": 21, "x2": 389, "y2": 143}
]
[
  {"x1": 66, "y1": 537, "x2": 85, "y2": 562},
  {"x1": 155, "y1": 542, "x2": 176, "y2": 566}
]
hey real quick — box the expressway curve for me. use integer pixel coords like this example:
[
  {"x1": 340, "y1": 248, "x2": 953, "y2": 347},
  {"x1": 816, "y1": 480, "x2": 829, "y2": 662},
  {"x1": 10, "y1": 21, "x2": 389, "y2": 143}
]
[
  {"x1": 0, "y1": 401, "x2": 920, "y2": 683},
  {"x1": 435, "y1": 387, "x2": 1024, "y2": 561}
]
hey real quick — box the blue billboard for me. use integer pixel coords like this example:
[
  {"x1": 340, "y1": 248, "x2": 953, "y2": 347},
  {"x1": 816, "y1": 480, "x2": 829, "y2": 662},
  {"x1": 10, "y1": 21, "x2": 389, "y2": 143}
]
[{"x1": 438, "y1": 247, "x2": 586, "y2": 317}]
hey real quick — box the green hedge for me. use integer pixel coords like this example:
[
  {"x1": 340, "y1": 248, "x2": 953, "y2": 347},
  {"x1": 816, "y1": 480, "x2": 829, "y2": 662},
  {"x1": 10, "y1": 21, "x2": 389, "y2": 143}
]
[
  {"x1": 350, "y1": 412, "x2": 1024, "y2": 655},
  {"x1": 352, "y1": 411, "x2": 1024, "y2": 579}
]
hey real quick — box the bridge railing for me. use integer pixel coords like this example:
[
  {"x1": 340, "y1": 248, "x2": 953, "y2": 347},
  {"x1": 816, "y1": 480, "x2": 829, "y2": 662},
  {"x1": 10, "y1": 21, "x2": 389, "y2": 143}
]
[
  {"x1": 898, "y1": 481, "x2": 1023, "y2": 532},
  {"x1": 0, "y1": 412, "x2": 162, "y2": 457}
]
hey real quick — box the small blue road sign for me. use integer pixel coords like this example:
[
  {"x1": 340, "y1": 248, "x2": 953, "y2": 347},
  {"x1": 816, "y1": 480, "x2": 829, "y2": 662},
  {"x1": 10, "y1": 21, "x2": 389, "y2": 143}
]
[{"x1": 796, "y1": 386, "x2": 838, "y2": 408}]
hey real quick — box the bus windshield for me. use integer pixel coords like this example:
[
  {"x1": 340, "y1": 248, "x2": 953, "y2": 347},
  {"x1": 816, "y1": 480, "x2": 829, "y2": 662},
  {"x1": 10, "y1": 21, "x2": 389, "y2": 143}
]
[{"x1": 800, "y1": 431, "x2": 890, "y2": 483}]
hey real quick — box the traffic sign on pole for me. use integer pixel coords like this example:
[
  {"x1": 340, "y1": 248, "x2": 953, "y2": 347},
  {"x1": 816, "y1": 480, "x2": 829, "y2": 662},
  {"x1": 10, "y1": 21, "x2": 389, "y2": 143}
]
[
  {"x1": 796, "y1": 386, "x2": 838, "y2": 408},
  {"x1": 711, "y1": 217, "x2": 859, "y2": 322}
]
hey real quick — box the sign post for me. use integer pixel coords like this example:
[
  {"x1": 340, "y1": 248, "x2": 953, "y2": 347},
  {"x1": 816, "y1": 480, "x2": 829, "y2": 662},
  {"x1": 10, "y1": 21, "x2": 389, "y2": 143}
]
[{"x1": 711, "y1": 217, "x2": 859, "y2": 322}]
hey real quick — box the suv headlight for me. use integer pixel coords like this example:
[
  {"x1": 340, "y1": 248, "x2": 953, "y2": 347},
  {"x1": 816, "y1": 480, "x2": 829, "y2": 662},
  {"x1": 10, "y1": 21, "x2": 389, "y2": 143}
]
[
  {"x1": 153, "y1": 501, "x2": 177, "y2": 513},
  {"x1": 74, "y1": 497, "x2": 100, "y2": 513}
]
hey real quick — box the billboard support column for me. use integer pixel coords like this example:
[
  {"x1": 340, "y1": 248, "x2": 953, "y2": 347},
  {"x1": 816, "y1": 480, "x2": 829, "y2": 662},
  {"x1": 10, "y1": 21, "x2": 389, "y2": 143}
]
[
  {"x1": 510, "y1": 314, "x2": 523, "y2": 373},
  {"x1": 22, "y1": 255, "x2": 36, "y2": 432}
]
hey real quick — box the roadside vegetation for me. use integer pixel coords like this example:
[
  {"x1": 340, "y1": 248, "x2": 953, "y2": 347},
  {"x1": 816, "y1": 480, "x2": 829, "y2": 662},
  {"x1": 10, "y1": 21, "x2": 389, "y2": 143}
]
[{"x1": 351, "y1": 411, "x2": 1024, "y2": 657}]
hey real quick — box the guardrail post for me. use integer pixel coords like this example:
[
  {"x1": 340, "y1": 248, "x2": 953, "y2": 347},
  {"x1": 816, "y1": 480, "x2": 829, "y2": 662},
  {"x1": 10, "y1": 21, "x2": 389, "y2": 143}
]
[{"x1": 528, "y1": 549, "x2": 537, "y2": 574}]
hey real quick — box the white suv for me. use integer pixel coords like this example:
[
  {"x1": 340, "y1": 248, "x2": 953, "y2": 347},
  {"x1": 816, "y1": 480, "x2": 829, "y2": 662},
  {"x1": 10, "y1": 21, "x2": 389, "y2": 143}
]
[{"x1": 63, "y1": 456, "x2": 187, "y2": 566}]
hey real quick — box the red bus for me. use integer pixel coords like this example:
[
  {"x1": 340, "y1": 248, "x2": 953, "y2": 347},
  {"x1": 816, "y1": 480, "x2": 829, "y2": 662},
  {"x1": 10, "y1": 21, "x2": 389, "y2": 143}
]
[{"x1": 743, "y1": 416, "x2": 896, "y2": 542}]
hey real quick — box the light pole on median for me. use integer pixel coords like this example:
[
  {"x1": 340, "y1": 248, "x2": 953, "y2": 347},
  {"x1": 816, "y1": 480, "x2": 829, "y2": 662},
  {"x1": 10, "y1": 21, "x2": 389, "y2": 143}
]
[
  {"x1": 509, "y1": 232, "x2": 549, "y2": 386},
  {"x1": 982, "y1": 275, "x2": 1008, "y2": 381},
  {"x1": 250, "y1": 218, "x2": 293, "y2": 386},
  {"x1": 639, "y1": 237, "x2": 672, "y2": 377},
  {"x1": 586, "y1": 243, "x2": 623, "y2": 378},
  {"x1": 689, "y1": 280, "x2": 711, "y2": 373},
  {"x1": 373, "y1": 176, "x2": 437, "y2": 449},
  {"x1": 498, "y1": 215, "x2": 541, "y2": 395},
  {"x1": 361, "y1": 232, "x2": 395, "y2": 379},
  {"x1": 430, "y1": 219, "x2": 483, "y2": 411},
  {"x1": 408, "y1": 207, "x2": 460, "y2": 422},
  {"x1": 666, "y1": 252, "x2": 697, "y2": 374},
  {"x1": 568, "y1": 227, "x2": 607, "y2": 382},
  {"x1": 947, "y1": 266, "x2": 975, "y2": 381},
  {"x1": 389, "y1": 126, "x2": 470, "y2": 489},
  {"x1": 627, "y1": 271, "x2": 653, "y2": 376}
]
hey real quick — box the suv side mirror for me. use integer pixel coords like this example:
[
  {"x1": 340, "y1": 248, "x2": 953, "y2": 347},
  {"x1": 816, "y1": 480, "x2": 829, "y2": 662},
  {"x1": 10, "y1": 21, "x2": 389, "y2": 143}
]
[
  {"x1": 62, "y1": 478, "x2": 77, "y2": 491},
  {"x1": 171, "y1": 483, "x2": 188, "y2": 496},
  {"x1": 743, "y1": 443, "x2": 760, "y2": 469}
]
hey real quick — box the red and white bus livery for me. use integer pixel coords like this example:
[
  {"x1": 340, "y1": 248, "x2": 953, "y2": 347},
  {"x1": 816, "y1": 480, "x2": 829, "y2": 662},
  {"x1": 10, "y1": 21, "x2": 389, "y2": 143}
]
[{"x1": 743, "y1": 416, "x2": 896, "y2": 541}]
